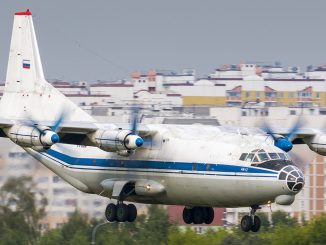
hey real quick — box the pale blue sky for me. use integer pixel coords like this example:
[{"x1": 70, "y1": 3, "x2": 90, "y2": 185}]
[{"x1": 1, "y1": 0, "x2": 326, "y2": 81}]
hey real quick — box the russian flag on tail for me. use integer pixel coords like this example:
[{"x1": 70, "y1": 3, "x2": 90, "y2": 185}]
[{"x1": 23, "y1": 59, "x2": 30, "y2": 69}]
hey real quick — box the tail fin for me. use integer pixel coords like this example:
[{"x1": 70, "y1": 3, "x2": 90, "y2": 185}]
[{"x1": 0, "y1": 10, "x2": 94, "y2": 123}]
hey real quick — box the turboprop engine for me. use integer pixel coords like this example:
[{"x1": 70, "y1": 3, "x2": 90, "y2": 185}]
[
  {"x1": 306, "y1": 134, "x2": 326, "y2": 155},
  {"x1": 89, "y1": 129, "x2": 143, "y2": 154},
  {"x1": 6, "y1": 124, "x2": 60, "y2": 148}
]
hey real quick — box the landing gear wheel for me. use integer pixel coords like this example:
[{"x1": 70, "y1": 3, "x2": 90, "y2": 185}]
[
  {"x1": 251, "y1": 216, "x2": 261, "y2": 232},
  {"x1": 241, "y1": 215, "x2": 253, "y2": 232},
  {"x1": 116, "y1": 203, "x2": 129, "y2": 222},
  {"x1": 182, "y1": 208, "x2": 193, "y2": 224},
  {"x1": 193, "y1": 207, "x2": 204, "y2": 224},
  {"x1": 204, "y1": 207, "x2": 214, "y2": 224},
  {"x1": 127, "y1": 204, "x2": 137, "y2": 222},
  {"x1": 105, "y1": 203, "x2": 117, "y2": 222}
]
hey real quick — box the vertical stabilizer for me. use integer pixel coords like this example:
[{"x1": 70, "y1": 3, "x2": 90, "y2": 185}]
[
  {"x1": 5, "y1": 9, "x2": 45, "y2": 93},
  {"x1": 0, "y1": 10, "x2": 95, "y2": 123}
]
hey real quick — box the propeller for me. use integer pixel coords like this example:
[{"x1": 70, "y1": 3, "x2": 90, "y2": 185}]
[
  {"x1": 262, "y1": 118, "x2": 304, "y2": 152},
  {"x1": 123, "y1": 105, "x2": 143, "y2": 150},
  {"x1": 25, "y1": 110, "x2": 68, "y2": 146},
  {"x1": 131, "y1": 106, "x2": 140, "y2": 135}
]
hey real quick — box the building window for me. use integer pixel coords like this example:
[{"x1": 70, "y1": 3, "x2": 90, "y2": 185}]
[
  {"x1": 256, "y1": 92, "x2": 260, "y2": 98},
  {"x1": 56, "y1": 223, "x2": 64, "y2": 228},
  {"x1": 316, "y1": 92, "x2": 320, "y2": 99},
  {"x1": 39, "y1": 223, "x2": 49, "y2": 230},
  {"x1": 52, "y1": 176, "x2": 61, "y2": 183},
  {"x1": 265, "y1": 92, "x2": 276, "y2": 98},
  {"x1": 246, "y1": 91, "x2": 250, "y2": 98},
  {"x1": 290, "y1": 110, "x2": 296, "y2": 115}
]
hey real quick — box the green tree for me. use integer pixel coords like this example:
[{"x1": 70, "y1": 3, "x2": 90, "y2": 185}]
[
  {"x1": 258, "y1": 212, "x2": 270, "y2": 230},
  {"x1": 169, "y1": 227, "x2": 228, "y2": 245},
  {"x1": 39, "y1": 210, "x2": 91, "y2": 245},
  {"x1": 137, "y1": 205, "x2": 171, "y2": 245},
  {"x1": 0, "y1": 176, "x2": 47, "y2": 245},
  {"x1": 271, "y1": 210, "x2": 297, "y2": 227},
  {"x1": 38, "y1": 229, "x2": 64, "y2": 245},
  {"x1": 306, "y1": 214, "x2": 326, "y2": 245}
]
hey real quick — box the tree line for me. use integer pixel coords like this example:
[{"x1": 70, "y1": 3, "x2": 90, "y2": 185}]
[{"x1": 0, "y1": 176, "x2": 325, "y2": 245}]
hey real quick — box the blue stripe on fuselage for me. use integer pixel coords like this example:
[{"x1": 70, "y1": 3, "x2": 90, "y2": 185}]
[{"x1": 46, "y1": 149, "x2": 277, "y2": 175}]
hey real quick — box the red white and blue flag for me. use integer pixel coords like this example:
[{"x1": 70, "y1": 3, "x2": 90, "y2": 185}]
[{"x1": 22, "y1": 59, "x2": 31, "y2": 69}]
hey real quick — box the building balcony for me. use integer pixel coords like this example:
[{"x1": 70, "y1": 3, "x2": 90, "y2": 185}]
[
  {"x1": 264, "y1": 97, "x2": 277, "y2": 102},
  {"x1": 297, "y1": 97, "x2": 312, "y2": 102},
  {"x1": 226, "y1": 96, "x2": 242, "y2": 102}
]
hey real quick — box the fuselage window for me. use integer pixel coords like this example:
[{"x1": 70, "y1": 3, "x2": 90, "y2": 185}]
[
  {"x1": 245, "y1": 153, "x2": 254, "y2": 162},
  {"x1": 239, "y1": 153, "x2": 247, "y2": 161},
  {"x1": 258, "y1": 153, "x2": 269, "y2": 162},
  {"x1": 268, "y1": 153, "x2": 279, "y2": 160}
]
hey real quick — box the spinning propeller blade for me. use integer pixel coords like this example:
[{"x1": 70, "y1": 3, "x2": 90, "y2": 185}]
[
  {"x1": 25, "y1": 109, "x2": 68, "y2": 145},
  {"x1": 131, "y1": 106, "x2": 140, "y2": 135},
  {"x1": 262, "y1": 118, "x2": 304, "y2": 152}
]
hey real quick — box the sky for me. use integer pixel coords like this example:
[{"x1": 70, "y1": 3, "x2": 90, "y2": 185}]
[{"x1": 1, "y1": 0, "x2": 326, "y2": 81}]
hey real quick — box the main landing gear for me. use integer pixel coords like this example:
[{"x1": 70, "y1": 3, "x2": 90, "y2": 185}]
[
  {"x1": 182, "y1": 206, "x2": 215, "y2": 225},
  {"x1": 105, "y1": 202, "x2": 137, "y2": 222},
  {"x1": 240, "y1": 205, "x2": 261, "y2": 232}
]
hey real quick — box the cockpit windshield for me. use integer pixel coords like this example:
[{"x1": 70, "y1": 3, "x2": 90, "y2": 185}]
[{"x1": 239, "y1": 149, "x2": 292, "y2": 171}]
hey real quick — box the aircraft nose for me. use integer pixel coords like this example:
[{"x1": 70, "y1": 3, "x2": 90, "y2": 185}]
[{"x1": 278, "y1": 165, "x2": 305, "y2": 192}]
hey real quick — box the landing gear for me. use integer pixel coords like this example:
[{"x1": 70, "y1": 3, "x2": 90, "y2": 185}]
[
  {"x1": 105, "y1": 202, "x2": 137, "y2": 222},
  {"x1": 182, "y1": 206, "x2": 214, "y2": 225},
  {"x1": 105, "y1": 203, "x2": 117, "y2": 222},
  {"x1": 240, "y1": 215, "x2": 252, "y2": 232},
  {"x1": 240, "y1": 206, "x2": 261, "y2": 232}
]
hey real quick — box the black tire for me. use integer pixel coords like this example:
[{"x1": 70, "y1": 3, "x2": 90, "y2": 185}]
[
  {"x1": 127, "y1": 204, "x2": 137, "y2": 222},
  {"x1": 251, "y1": 216, "x2": 261, "y2": 232},
  {"x1": 105, "y1": 203, "x2": 117, "y2": 222},
  {"x1": 182, "y1": 208, "x2": 193, "y2": 224},
  {"x1": 241, "y1": 215, "x2": 252, "y2": 232},
  {"x1": 204, "y1": 207, "x2": 214, "y2": 224},
  {"x1": 116, "y1": 203, "x2": 129, "y2": 222},
  {"x1": 193, "y1": 207, "x2": 204, "y2": 224}
]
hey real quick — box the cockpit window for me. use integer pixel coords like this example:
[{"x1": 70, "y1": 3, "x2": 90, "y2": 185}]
[
  {"x1": 258, "y1": 153, "x2": 269, "y2": 162},
  {"x1": 252, "y1": 156, "x2": 259, "y2": 162},
  {"x1": 268, "y1": 153, "x2": 279, "y2": 160},
  {"x1": 239, "y1": 153, "x2": 247, "y2": 161},
  {"x1": 245, "y1": 153, "x2": 255, "y2": 162},
  {"x1": 239, "y1": 149, "x2": 292, "y2": 171},
  {"x1": 278, "y1": 153, "x2": 286, "y2": 160}
]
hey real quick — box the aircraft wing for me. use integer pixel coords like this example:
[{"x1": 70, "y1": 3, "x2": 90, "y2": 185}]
[
  {"x1": 0, "y1": 118, "x2": 156, "y2": 145},
  {"x1": 269, "y1": 127, "x2": 319, "y2": 144},
  {"x1": 0, "y1": 118, "x2": 15, "y2": 128}
]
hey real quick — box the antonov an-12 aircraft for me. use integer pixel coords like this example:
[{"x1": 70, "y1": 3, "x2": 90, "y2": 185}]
[{"x1": 1, "y1": 10, "x2": 325, "y2": 232}]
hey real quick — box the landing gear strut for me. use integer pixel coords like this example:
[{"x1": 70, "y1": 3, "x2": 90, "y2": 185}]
[
  {"x1": 105, "y1": 202, "x2": 137, "y2": 222},
  {"x1": 182, "y1": 206, "x2": 214, "y2": 225},
  {"x1": 240, "y1": 205, "x2": 261, "y2": 232}
]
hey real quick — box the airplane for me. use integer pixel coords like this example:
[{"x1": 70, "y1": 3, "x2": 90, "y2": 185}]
[{"x1": 0, "y1": 9, "x2": 325, "y2": 233}]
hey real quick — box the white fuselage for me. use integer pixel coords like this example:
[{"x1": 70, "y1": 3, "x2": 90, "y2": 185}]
[{"x1": 25, "y1": 124, "x2": 301, "y2": 208}]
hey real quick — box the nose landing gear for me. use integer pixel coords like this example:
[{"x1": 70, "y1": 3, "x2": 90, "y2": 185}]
[{"x1": 240, "y1": 205, "x2": 261, "y2": 232}]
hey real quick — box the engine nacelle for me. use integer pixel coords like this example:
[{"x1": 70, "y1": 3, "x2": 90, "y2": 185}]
[
  {"x1": 6, "y1": 125, "x2": 60, "y2": 148},
  {"x1": 306, "y1": 134, "x2": 326, "y2": 155},
  {"x1": 89, "y1": 129, "x2": 143, "y2": 153}
]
